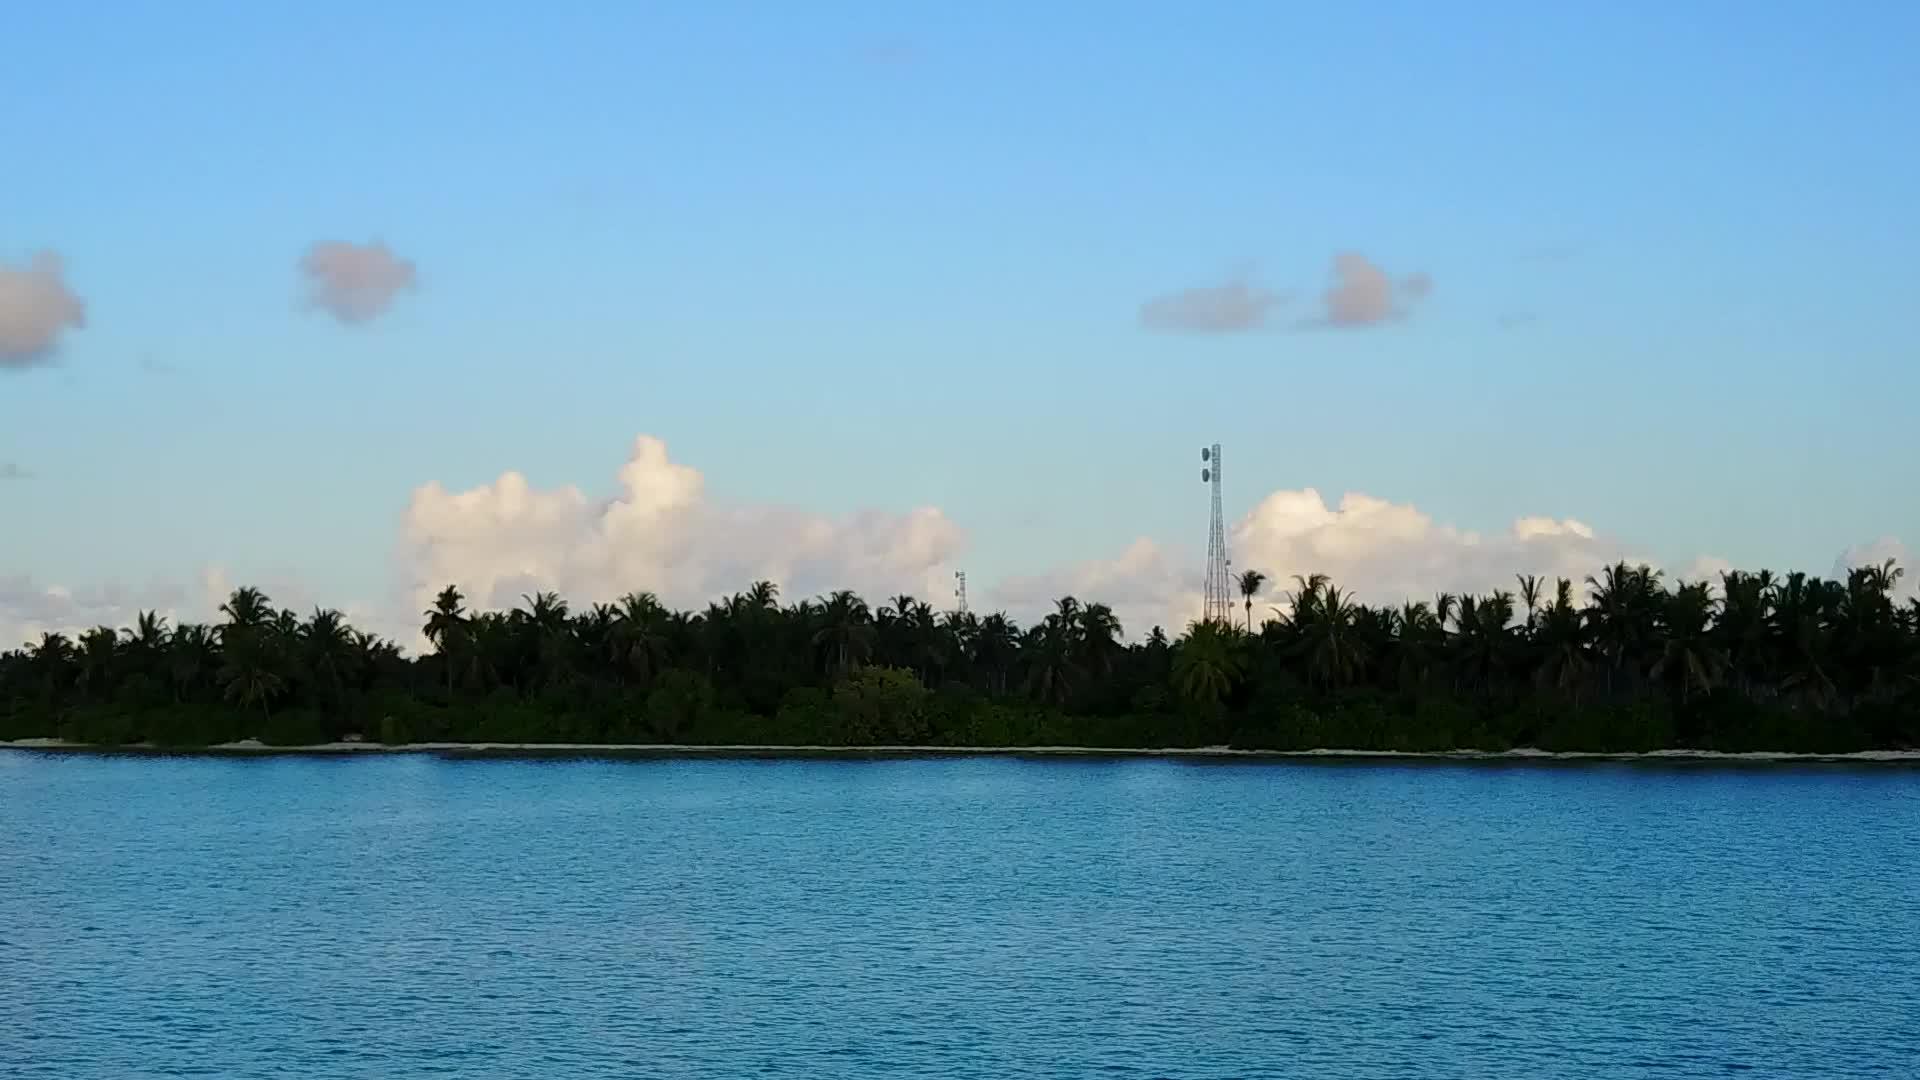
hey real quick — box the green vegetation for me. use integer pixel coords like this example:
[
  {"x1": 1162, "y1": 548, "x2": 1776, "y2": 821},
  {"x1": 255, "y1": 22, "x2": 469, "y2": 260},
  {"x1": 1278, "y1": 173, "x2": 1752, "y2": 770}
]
[{"x1": 4, "y1": 562, "x2": 1919, "y2": 752}]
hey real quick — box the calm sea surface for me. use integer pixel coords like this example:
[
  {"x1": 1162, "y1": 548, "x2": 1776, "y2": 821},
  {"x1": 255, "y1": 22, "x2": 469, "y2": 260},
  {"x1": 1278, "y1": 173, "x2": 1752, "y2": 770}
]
[{"x1": 2, "y1": 752, "x2": 1918, "y2": 1078}]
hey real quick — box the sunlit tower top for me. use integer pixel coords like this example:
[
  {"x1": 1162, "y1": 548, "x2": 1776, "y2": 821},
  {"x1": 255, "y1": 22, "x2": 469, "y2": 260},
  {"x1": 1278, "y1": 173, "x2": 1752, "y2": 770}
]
[
  {"x1": 953, "y1": 570, "x2": 968, "y2": 616},
  {"x1": 1201, "y1": 444, "x2": 1231, "y2": 625}
]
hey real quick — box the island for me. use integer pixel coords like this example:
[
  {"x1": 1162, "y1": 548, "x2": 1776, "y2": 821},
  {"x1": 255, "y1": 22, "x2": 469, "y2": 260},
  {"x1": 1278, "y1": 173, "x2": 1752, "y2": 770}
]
[{"x1": 5, "y1": 563, "x2": 1918, "y2": 755}]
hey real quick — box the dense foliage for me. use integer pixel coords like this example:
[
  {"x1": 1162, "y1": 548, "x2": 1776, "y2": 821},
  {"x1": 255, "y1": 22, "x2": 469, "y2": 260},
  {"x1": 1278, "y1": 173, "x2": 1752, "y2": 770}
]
[{"x1": 4, "y1": 561, "x2": 1919, "y2": 752}]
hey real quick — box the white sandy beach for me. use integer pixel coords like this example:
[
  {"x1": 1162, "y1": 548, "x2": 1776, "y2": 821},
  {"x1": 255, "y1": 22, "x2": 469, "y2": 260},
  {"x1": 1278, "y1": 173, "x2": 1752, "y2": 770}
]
[{"x1": 3, "y1": 738, "x2": 1918, "y2": 763}]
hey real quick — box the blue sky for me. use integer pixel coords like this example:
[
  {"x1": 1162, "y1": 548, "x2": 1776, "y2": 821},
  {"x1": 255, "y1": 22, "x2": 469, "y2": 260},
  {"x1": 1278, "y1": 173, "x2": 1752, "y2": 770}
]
[{"x1": 4, "y1": 2, "x2": 1918, "y2": 626}]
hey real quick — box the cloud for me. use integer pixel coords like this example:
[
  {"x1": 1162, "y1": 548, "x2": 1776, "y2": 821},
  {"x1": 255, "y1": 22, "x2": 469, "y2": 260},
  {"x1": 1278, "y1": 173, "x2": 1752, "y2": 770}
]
[
  {"x1": 996, "y1": 488, "x2": 1753, "y2": 635},
  {"x1": 1139, "y1": 278, "x2": 1290, "y2": 333},
  {"x1": 0, "y1": 567, "x2": 382, "y2": 654},
  {"x1": 1834, "y1": 538, "x2": 1920, "y2": 601},
  {"x1": 0, "y1": 463, "x2": 29, "y2": 480},
  {"x1": 0, "y1": 251, "x2": 87, "y2": 369},
  {"x1": 0, "y1": 576, "x2": 192, "y2": 651},
  {"x1": 299, "y1": 241, "x2": 417, "y2": 324},
  {"x1": 992, "y1": 539, "x2": 1196, "y2": 635},
  {"x1": 399, "y1": 435, "x2": 967, "y2": 642},
  {"x1": 1234, "y1": 492, "x2": 1618, "y2": 603},
  {"x1": 12, "y1": 432, "x2": 1909, "y2": 652},
  {"x1": 1308, "y1": 253, "x2": 1431, "y2": 328},
  {"x1": 6, "y1": 438, "x2": 966, "y2": 655}
]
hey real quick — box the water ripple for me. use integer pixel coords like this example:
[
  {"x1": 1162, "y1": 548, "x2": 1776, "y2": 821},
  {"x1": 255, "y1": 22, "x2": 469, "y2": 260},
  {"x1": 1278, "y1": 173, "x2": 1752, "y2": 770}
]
[{"x1": 1, "y1": 755, "x2": 1917, "y2": 1077}]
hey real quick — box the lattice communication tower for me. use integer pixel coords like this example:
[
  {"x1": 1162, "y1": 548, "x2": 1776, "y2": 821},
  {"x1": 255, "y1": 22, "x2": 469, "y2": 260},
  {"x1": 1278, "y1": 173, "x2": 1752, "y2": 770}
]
[{"x1": 1201, "y1": 444, "x2": 1232, "y2": 625}]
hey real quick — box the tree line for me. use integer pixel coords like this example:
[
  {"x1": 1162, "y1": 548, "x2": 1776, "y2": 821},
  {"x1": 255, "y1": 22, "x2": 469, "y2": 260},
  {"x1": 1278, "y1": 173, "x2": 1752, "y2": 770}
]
[{"x1": 3, "y1": 560, "x2": 1917, "y2": 752}]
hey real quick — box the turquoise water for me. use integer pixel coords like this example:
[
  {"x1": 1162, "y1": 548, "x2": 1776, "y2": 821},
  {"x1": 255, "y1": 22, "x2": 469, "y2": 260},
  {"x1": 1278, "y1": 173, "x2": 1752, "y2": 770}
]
[{"x1": 2, "y1": 753, "x2": 1918, "y2": 1078}]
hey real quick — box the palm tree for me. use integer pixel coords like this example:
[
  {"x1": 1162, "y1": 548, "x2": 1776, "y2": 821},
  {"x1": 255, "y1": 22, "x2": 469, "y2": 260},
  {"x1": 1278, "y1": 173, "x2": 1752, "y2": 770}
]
[
  {"x1": 872, "y1": 594, "x2": 920, "y2": 671},
  {"x1": 1865, "y1": 558, "x2": 1905, "y2": 598},
  {"x1": 422, "y1": 585, "x2": 467, "y2": 644},
  {"x1": 1023, "y1": 614, "x2": 1079, "y2": 706},
  {"x1": 1834, "y1": 562, "x2": 1907, "y2": 704},
  {"x1": 1236, "y1": 569, "x2": 1267, "y2": 631},
  {"x1": 1532, "y1": 579, "x2": 1589, "y2": 701},
  {"x1": 907, "y1": 600, "x2": 942, "y2": 683},
  {"x1": 1652, "y1": 582, "x2": 1725, "y2": 704},
  {"x1": 1293, "y1": 582, "x2": 1368, "y2": 690},
  {"x1": 814, "y1": 590, "x2": 874, "y2": 677},
  {"x1": 165, "y1": 624, "x2": 216, "y2": 703},
  {"x1": 302, "y1": 609, "x2": 356, "y2": 712},
  {"x1": 1078, "y1": 602, "x2": 1124, "y2": 677},
  {"x1": 422, "y1": 585, "x2": 469, "y2": 694},
  {"x1": 14, "y1": 554, "x2": 1920, "y2": 755},
  {"x1": 349, "y1": 631, "x2": 402, "y2": 697},
  {"x1": 1390, "y1": 601, "x2": 1442, "y2": 689},
  {"x1": 1453, "y1": 592, "x2": 1517, "y2": 697},
  {"x1": 519, "y1": 591, "x2": 573, "y2": 688},
  {"x1": 1714, "y1": 570, "x2": 1774, "y2": 697},
  {"x1": 219, "y1": 587, "x2": 275, "y2": 633},
  {"x1": 467, "y1": 612, "x2": 515, "y2": 691},
  {"x1": 1516, "y1": 574, "x2": 1543, "y2": 632},
  {"x1": 123, "y1": 611, "x2": 171, "y2": 653},
  {"x1": 614, "y1": 591, "x2": 674, "y2": 686},
  {"x1": 521, "y1": 590, "x2": 569, "y2": 628},
  {"x1": 745, "y1": 580, "x2": 780, "y2": 611},
  {"x1": 575, "y1": 603, "x2": 620, "y2": 678},
  {"x1": 1284, "y1": 574, "x2": 1331, "y2": 624},
  {"x1": 1172, "y1": 621, "x2": 1245, "y2": 707},
  {"x1": 76, "y1": 627, "x2": 119, "y2": 702},
  {"x1": 1772, "y1": 572, "x2": 1837, "y2": 708},
  {"x1": 1053, "y1": 596, "x2": 1085, "y2": 638},
  {"x1": 219, "y1": 629, "x2": 283, "y2": 721},
  {"x1": 1585, "y1": 562, "x2": 1662, "y2": 695},
  {"x1": 973, "y1": 613, "x2": 1018, "y2": 694},
  {"x1": 26, "y1": 632, "x2": 76, "y2": 701}
]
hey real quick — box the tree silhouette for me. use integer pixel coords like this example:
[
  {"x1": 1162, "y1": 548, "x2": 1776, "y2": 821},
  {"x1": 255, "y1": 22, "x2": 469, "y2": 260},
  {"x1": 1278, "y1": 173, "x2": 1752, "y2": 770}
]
[
  {"x1": 3, "y1": 560, "x2": 1918, "y2": 753},
  {"x1": 1237, "y1": 569, "x2": 1267, "y2": 632}
]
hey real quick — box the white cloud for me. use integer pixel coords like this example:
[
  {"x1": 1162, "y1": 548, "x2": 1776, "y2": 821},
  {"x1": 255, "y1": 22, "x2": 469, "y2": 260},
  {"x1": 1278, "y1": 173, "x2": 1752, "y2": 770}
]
[
  {"x1": 6, "y1": 438, "x2": 966, "y2": 654},
  {"x1": 1834, "y1": 538, "x2": 1920, "y2": 601},
  {"x1": 0, "y1": 577, "x2": 189, "y2": 650},
  {"x1": 1310, "y1": 252, "x2": 1431, "y2": 328},
  {"x1": 1139, "y1": 278, "x2": 1290, "y2": 333},
  {"x1": 0, "y1": 567, "x2": 367, "y2": 654},
  {"x1": 992, "y1": 539, "x2": 1200, "y2": 636},
  {"x1": 0, "y1": 251, "x2": 86, "y2": 368},
  {"x1": 398, "y1": 435, "x2": 967, "y2": 638},
  {"x1": 1233, "y1": 491, "x2": 1630, "y2": 603},
  {"x1": 299, "y1": 241, "x2": 417, "y2": 324},
  {"x1": 9, "y1": 436, "x2": 1910, "y2": 653},
  {"x1": 995, "y1": 488, "x2": 1753, "y2": 636}
]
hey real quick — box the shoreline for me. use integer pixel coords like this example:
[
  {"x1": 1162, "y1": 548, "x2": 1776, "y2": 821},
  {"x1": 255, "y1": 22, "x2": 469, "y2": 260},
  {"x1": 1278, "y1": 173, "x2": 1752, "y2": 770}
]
[{"x1": 4, "y1": 738, "x2": 1919, "y2": 765}]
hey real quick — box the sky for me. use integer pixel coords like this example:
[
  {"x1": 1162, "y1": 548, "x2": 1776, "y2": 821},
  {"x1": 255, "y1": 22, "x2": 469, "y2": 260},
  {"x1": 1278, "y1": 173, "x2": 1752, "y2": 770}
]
[{"x1": 4, "y1": 1, "x2": 1919, "y2": 647}]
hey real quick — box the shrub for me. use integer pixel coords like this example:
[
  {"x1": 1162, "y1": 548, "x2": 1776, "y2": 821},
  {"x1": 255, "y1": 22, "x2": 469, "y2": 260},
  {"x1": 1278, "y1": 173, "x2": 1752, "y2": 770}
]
[
  {"x1": 830, "y1": 667, "x2": 929, "y2": 745},
  {"x1": 646, "y1": 670, "x2": 717, "y2": 741}
]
